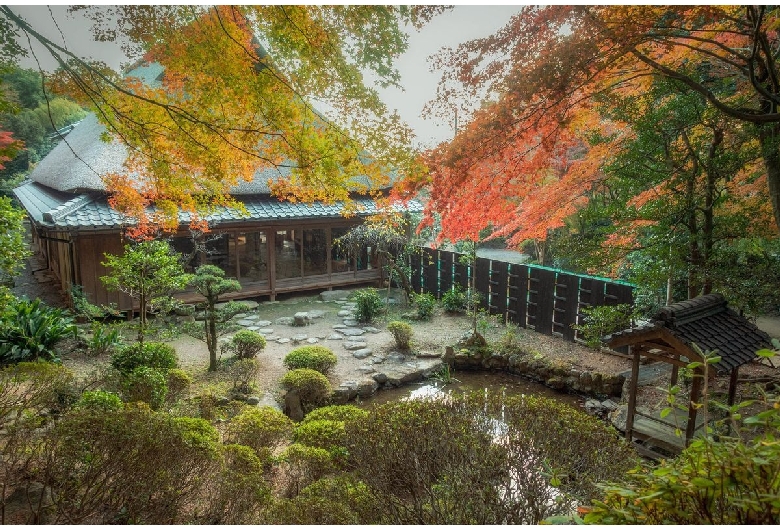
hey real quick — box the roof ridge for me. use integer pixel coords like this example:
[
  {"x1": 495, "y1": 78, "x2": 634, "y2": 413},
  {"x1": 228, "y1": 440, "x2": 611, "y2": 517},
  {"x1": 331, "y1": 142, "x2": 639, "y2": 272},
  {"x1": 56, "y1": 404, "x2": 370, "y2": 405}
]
[
  {"x1": 42, "y1": 194, "x2": 95, "y2": 223},
  {"x1": 656, "y1": 293, "x2": 727, "y2": 326}
]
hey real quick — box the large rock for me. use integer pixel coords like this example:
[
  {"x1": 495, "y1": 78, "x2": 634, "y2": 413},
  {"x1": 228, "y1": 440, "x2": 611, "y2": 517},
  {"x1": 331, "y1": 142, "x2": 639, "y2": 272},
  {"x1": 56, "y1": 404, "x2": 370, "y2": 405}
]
[
  {"x1": 343, "y1": 341, "x2": 368, "y2": 351},
  {"x1": 372, "y1": 372, "x2": 389, "y2": 384},
  {"x1": 610, "y1": 404, "x2": 628, "y2": 432},
  {"x1": 293, "y1": 312, "x2": 311, "y2": 326},
  {"x1": 283, "y1": 390, "x2": 304, "y2": 422},
  {"x1": 352, "y1": 348, "x2": 373, "y2": 359},
  {"x1": 275, "y1": 316, "x2": 295, "y2": 326},
  {"x1": 320, "y1": 289, "x2": 352, "y2": 302},
  {"x1": 357, "y1": 378, "x2": 379, "y2": 398}
]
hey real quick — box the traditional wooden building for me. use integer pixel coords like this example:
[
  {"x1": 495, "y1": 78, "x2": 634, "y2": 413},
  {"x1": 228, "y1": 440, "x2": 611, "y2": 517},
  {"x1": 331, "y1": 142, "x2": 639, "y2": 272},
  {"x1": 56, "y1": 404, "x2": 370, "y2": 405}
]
[
  {"x1": 606, "y1": 293, "x2": 773, "y2": 457},
  {"x1": 13, "y1": 68, "x2": 420, "y2": 312}
]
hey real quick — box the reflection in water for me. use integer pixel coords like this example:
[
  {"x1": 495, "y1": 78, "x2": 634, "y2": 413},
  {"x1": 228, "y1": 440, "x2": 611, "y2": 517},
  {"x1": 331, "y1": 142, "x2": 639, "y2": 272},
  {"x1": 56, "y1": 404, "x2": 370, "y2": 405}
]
[{"x1": 358, "y1": 371, "x2": 583, "y2": 409}]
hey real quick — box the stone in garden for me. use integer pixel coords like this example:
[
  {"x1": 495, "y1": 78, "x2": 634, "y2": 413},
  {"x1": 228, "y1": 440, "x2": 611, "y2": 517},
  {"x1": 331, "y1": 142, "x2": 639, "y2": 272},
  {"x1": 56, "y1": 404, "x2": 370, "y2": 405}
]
[
  {"x1": 388, "y1": 353, "x2": 405, "y2": 362},
  {"x1": 308, "y1": 309, "x2": 326, "y2": 319},
  {"x1": 339, "y1": 328, "x2": 365, "y2": 337},
  {"x1": 601, "y1": 399, "x2": 618, "y2": 412},
  {"x1": 359, "y1": 365, "x2": 376, "y2": 374},
  {"x1": 326, "y1": 334, "x2": 343, "y2": 340},
  {"x1": 343, "y1": 341, "x2": 367, "y2": 351},
  {"x1": 293, "y1": 312, "x2": 310, "y2": 326},
  {"x1": 277, "y1": 338, "x2": 291, "y2": 344},
  {"x1": 357, "y1": 378, "x2": 379, "y2": 398},
  {"x1": 362, "y1": 326, "x2": 380, "y2": 334},
  {"x1": 237, "y1": 319, "x2": 255, "y2": 327},
  {"x1": 343, "y1": 319, "x2": 359, "y2": 327},
  {"x1": 258, "y1": 328, "x2": 274, "y2": 334},
  {"x1": 233, "y1": 313, "x2": 249, "y2": 319},
  {"x1": 292, "y1": 334, "x2": 308, "y2": 342},
  {"x1": 256, "y1": 320, "x2": 272, "y2": 327},
  {"x1": 585, "y1": 399, "x2": 603, "y2": 415},
  {"x1": 372, "y1": 372, "x2": 388, "y2": 384},
  {"x1": 275, "y1": 316, "x2": 295, "y2": 326},
  {"x1": 306, "y1": 338, "x2": 319, "y2": 344},
  {"x1": 352, "y1": 348, "x2": 373, "y2": 359},
  {"x1": 332, "y1": 324, "x2": 347, "y2": 329},
  {"x1": 243, "y1": 314, "x2": 260, "y2": 321},
  {"x1": 246, "y1": 396, "x2": 261, "y2": 406},
  {"x1": 372, "y1": 354, "x2": 386, "y2": 364},
  {"x1": 266, "y1": 336, "x2": 280, "y2": 341},
  {"x1": 246, "y1": 326, "x2": 260, "y2": 332},
  {"x1": 337, "y1": 310, "x2": 352, "y2": 317},
  {"x1": 320, "y1": 290, "x2": 352, "y2": 302}
]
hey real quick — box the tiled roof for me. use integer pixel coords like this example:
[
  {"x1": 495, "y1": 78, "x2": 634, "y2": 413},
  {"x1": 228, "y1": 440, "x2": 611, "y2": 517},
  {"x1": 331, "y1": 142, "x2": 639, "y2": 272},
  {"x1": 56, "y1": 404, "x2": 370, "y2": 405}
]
[
  {"x1": 14, "y1": 180, "x2": 422, "y2": 231},
  {"x1": 607, "y1": 293, "x2": 772, "y2": 374}
]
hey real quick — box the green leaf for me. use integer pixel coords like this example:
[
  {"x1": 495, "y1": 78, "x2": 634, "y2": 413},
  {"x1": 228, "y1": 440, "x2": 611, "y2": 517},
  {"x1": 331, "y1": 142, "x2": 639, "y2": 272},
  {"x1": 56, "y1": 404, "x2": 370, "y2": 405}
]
[{"x1": 660, "y1": 407, "x2": 672, "y2": 419}]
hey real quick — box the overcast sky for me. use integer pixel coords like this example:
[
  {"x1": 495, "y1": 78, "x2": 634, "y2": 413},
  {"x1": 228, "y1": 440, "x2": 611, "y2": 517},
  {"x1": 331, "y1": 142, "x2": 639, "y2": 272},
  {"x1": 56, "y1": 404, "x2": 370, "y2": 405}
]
[{"x1": 9, "y1": 4, "x2": 523, "y2": 148}]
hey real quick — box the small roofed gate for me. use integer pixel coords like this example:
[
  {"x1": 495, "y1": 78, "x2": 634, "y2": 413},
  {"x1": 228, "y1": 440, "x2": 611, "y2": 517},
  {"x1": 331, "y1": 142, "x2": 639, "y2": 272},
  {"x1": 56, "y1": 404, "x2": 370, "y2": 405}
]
[{"x1": 409, "y1": 248, "x2": 634, "y2": 345}]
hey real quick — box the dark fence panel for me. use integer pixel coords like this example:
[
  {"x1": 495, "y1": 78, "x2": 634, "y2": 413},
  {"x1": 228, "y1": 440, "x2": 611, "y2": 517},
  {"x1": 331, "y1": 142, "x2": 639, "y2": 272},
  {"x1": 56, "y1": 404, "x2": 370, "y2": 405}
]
[
  {"x1": 439, "y1": 250, "x2": 454, "y2": 294},
  {"x1": 489, "y1": 260, "x2": 509, "y2": 322},
  {"x1": 554, "y1": 273, "x2": 580, "y2": 341},
  {"x1": 508, "y1": 264, "x2": 529, "y2": 328},
  {"x1": 411, "y1": 247, "x2": 633, "y2": 345},
  {"x1": 422, "y1": 247, "x2": 439, "y2": 297},
  {"x1": 409, "y1": 251, "x2": 422, "y2": 294}
]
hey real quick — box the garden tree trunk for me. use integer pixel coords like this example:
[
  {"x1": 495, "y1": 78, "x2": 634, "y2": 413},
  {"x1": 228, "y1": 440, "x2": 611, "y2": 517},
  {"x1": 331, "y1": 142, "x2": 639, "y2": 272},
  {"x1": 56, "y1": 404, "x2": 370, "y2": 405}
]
[
  {"x1": 759, "y1": 124, "x2": 780, "y2": 234},
  {"x1": 701, "y1": 128, "x2": 723, "y2": 295},
  {"x1": 138, "y1": 291, "x2": 146, "y2": 346},
  {"x1": 378, "y1": 249, "x2": 412, "y2": 303},
  {"x1": 206, "y1": 306, "x2": 218, "y2": 371},
  {"x1": 685, "y1": 174, "x2": 702, "y2": 299}
]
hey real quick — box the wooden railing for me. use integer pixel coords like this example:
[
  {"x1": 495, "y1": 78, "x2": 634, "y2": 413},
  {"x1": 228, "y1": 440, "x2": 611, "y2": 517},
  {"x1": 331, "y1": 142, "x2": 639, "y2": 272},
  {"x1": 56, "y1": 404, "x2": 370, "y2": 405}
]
[{"x1": 409, "y1": 248, "x2": 634, "y2": 344}]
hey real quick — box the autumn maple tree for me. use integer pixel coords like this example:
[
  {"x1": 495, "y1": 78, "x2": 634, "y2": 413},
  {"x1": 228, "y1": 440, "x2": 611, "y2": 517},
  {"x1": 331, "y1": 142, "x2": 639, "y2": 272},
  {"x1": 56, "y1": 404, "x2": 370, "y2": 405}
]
[
  {"x1": 408, "y1": 5, "x2": 780, "y2": 251},
  {"x1": 0, "y1": 5, "x2": 438, "y2": 231}
]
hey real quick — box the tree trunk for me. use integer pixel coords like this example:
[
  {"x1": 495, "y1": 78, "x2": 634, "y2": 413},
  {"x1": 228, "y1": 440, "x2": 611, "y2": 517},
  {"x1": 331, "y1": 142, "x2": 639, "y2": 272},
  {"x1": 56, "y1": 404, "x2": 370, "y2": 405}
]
[
  {"x1": 206, "y1": 304, "x2": 218, "y2": 372},
  {"x1": 759, "y1": 124, "x2": 780, "y2": 234},
  {"x1": 702, "y1": 128, "x2": 723, "y2": 295}
]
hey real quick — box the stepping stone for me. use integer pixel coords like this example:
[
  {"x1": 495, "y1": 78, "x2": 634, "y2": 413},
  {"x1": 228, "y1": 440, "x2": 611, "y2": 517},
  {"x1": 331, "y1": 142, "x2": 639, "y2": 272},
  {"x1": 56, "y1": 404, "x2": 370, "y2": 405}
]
[
  {"x1": 306, "y1": 338, "x2": 320, "y2": 344},
  {"x1": 352, "y1": 348, "x2": 373, "y2": 359},
  {"x1": 258, "y1": 328, "x2": 274, "y2": 334},
  {"x1": 326, "y1": 334, "x2": 344, "y2": 340},
  {"x1": 308, "y1": 309, "x2": 326, "y2": 319},
  {"x1": 237, "y1": 319, "x2": 256, "y2": 327},
  {"x1": 242, "y1": 314, "x2": 260, "y2": 321},
  {"x1": 277, "y1": 338, "x2": 291, "y2": 344},
  {"x1": 233, "y1": 313, "x2": 249, "y2": 319},
  {"x1": 343, "y1": 341, "x2": 368, "y2": 351},
  {"x1": 246, "y1": 326, "x2": 260, "y2": 332},
  {"x1": 337, "y1": 310, "x2": 352, "y2": 317},
  {"x1": 362, "y1": 326, "x2": 381, "y2": 334},
  {"x1": 359, "y1": 365, "x2": 376, "y2": 374},
  {"x1": 339, "y1": 328, "x2": 366, "y2": 337},
  {"x1": 343, "y1": 319, "x2": 359, "y2": 327},
  {"x1": 266, "y1": 336, "x2": 280, "y2": 341},
  {"x1": 276, "y1": 316, "x2": 295, "y2": 326},
  {"x1": 332, "y1": 324, "x2": 347, "y2": 329},
  {"x1": 256, "y1": 320, "x2": 272, "y2": 327},
  {"x1": 293, "y1": 312, "x2": 311, "y2": 326},
  {"x1": 292, "y1": 334, "x2": 308, "y2": 342}
]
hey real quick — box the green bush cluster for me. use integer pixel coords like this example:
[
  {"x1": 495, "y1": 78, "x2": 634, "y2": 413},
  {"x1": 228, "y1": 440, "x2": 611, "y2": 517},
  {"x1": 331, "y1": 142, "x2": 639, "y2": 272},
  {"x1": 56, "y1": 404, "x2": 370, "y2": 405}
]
[
  {"x1": 294, "y1": 419, "x2": 347, "y2": 451},
  {"x1": 121, "y1": 366, "x2": 168, "y2": 410},
  {"x1": 223, "y1": 330, "x2": 266, "y2": 360},
  {"x1": 387, "y1": 320, "x2": 412, "y2": 350},
  {"x1": 86, "y1": 321, "x2": 123, "y2": 357},
  {"x1": 302, "y1": 404, "x2": 369, "y2": 424},
  {"x1": 75, "y1": 390, "x2": 123, "y2": 412},
  {"x1": 227, "y1": 406, "x2": 294, "y2": 457},
  {"x1": 166, "y1": 368, "x2": 192, "y2": 402},
  {"x1": 283, "y1": 345, "x2": 338, "y2": 375},
  {"x1": 111, "y1": 341, "x2": 178, "y2": 375},
  {"x1": 412, "y1": 292, "x2": 436, "y2": 321},
  {"x1": 352, "y1": 288, "x2": 383, "y2": 323},
  {"x1": 280, "y1": 368, "x2": 332, "y2": 409},
  {"x1": 0, "y1": 297, "x2": 77, "y2": 365},
  {"x1": 441, "y1": 286, "x2": 467, "y2": 313}
]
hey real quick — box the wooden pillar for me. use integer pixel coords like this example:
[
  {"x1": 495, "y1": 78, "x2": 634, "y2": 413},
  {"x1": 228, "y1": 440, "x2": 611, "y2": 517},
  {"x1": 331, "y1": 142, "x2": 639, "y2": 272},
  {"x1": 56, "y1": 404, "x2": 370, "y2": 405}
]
[
  {"x1": 728, "y1": 366, "x2": 740, "y2": 406},
  {"x1": 670, "y1": 364, "x2": 679, "y2": 387},
  {"x1": 326, "y1": 226, "x2": 332, "y2": 279},
  {"x1": 267, "y1": 230, "x2": 276, "y2": 301},
  {"x1": 685, "y1": 367, "x2": 703, "y2": 446},
  {"x1": 625, "y1": 346, "x2": 640, "y2": 442}
]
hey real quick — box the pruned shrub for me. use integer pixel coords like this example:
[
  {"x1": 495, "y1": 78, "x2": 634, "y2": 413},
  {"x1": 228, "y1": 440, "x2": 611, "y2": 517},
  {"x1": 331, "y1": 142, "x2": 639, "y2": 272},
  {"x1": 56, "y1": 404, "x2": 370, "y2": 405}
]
[
  {"x1": 75, "y1": 390, "x2": 123, "y2": 412},
  {"x1": 226, "y1": 406, "x2": 294, "y2": 458},
  {"x1": 120, "y1": 366, "x2": 168, "y2": 410},
  {"x1": 111, "y1": 342, "x2": 177, "y2": 375},
  {"x1": 280, "y1": 368, "x2": 331, "y2": 410},
  {"x1": 166, "y1": 368, "x2": 192, "y2": 403},
  {"x1": 302, "y1": 404, "x2": 369, "y2": 424},
  {"x1": 277, "y1": 443, "x2": 336, "y2": 497},
  {"x1": 283, "y1": 345, "x2": 337, "y2": 375},
  {"x1": 226, "y1": 358, "x2": 260, "y2": 391},
  {"x1": 387, "y1": 320, "x2": 412, "y2": 350},
  {"x1": 223, "y1": 330, "x2": 266, "y2": 360},
  {"x1": 441, "y1": 286, "x2": 467, "y2": 313},
  {"x1": 294, "y1": 419, "x2": 347, "y2": 451},
  {"x1": 264, "y1": 476, "x2": 376, "y2": 525},
  {"x1": 413, "y1": 292, "x2": 436, "y2": 321},
  {"x1": 352, "y1": 288, "x2": 383, "y2": 323}
]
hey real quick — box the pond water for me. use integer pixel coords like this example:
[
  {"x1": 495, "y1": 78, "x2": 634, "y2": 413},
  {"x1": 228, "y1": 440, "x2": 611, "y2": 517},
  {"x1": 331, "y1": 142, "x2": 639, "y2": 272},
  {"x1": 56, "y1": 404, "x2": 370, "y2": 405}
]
[{"x1": 356, "y1": 371, "x2": 585, "y2": 410}]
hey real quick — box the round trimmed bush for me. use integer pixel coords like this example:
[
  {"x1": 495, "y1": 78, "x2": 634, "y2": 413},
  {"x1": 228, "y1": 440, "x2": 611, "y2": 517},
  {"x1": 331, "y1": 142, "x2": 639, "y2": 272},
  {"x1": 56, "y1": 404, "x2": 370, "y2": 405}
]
[
  {"x1": 226, "y1": 330, "x2": 266, "y2": 359},
  {"x1": 121, "y1": 366, "x2": 168, "y2": 410},
  {"x1": 413, "y1": 292, "x2": 436, "y2": 321},
  {"x1": 387, "y1": 320, "x2": 413, "y2": 350},
  {"x1": 283, "y1": 346, "x2": 338, "y2": 375},
  {"x1": 280, "y1": 368, "x2": 331, "y2": 409},
  {"x1": 302, "y1": 404, "x2": 369, "y2": 424},
  {"x1": 227, "y1": 406, "x2": 295, "y2": 456},
  {"x1": 75, "y1": 390, "x2": 123, "y2": 412},
  {"x1": 166, "y1": 368, "x2": 192, "y2": 403},
  {"x1": 294, "y1": 419, "x2": 347, "y2": 450},
  {"x1": 352, "y1": 288, "x2": 383, "y2": 323},
  {"x1": 111, "y1": 342, "x2": 178, "y2": 375}
]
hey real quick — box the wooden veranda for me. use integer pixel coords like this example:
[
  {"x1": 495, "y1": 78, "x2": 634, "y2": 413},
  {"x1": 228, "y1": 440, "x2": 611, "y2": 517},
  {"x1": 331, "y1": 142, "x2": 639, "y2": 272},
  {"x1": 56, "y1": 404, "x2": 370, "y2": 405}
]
[{"x1": 606, "y1": 293, "x2": 772, "y2": 458}]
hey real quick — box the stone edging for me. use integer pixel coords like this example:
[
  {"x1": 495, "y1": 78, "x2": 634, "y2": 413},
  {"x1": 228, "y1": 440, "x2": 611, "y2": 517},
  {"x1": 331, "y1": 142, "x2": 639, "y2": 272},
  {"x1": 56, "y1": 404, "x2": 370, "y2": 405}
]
[{"x1": 443, "y1": 346, "x2": 625, "y2": 398}]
